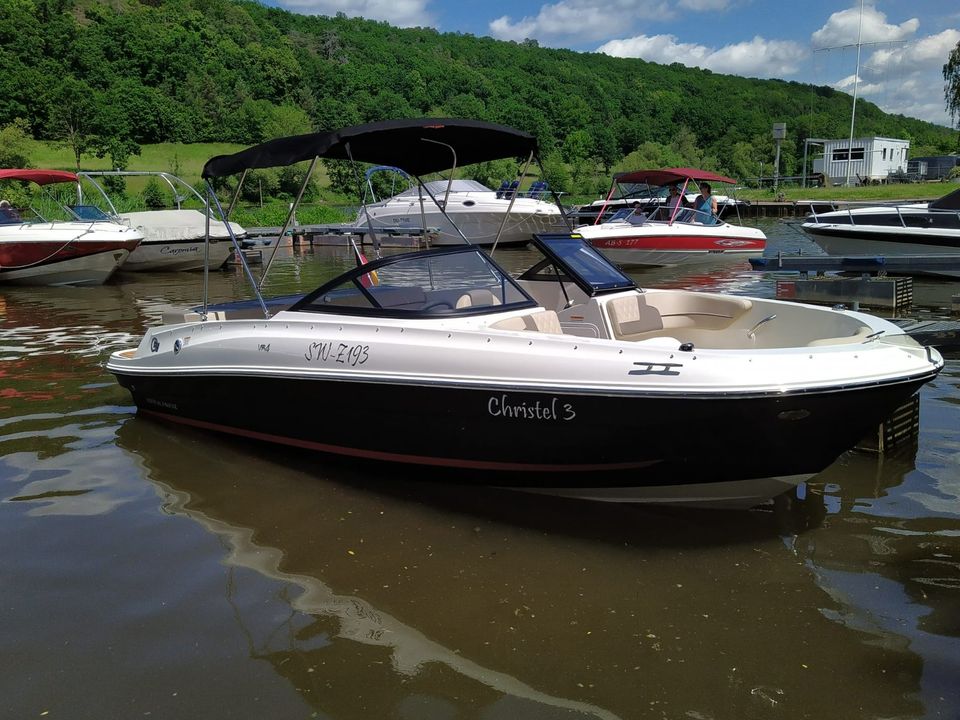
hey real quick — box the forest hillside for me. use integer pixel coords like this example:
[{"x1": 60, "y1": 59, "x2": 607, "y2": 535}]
[{"x1": 0, "y1": 0, "x2": 955, "y2": 194}]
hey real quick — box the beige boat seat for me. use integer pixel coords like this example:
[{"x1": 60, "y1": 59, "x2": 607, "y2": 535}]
[
  {"x1": 490, "y1": 310, "x2": 564, "y2": 334},
  {"x1": 456, "y1": 289, "x2": 502, "y2": 308},
  {"x1": 607, "y1": 293, "x2": 753, "y2": 340}
]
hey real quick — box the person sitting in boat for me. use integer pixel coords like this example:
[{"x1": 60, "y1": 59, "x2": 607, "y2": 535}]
[
  {"x1": 692, "y1": 183, "x2": 718, "y2": 224},
  {"x1": 664, "y1": 185, "x2": 690, "y2": 221},
  {"x1": 627, "y1": 201, "x2": 647, "y2": 224},
  {"x1": 0, "y1": 199, "x2": 21, "y2": 222}
]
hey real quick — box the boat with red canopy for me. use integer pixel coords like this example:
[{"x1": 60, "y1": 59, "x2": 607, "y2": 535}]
[
  {"x1": 573, "y1": 168, "x2": 766, "y2": 268},
  {"x1": 0, "y1": 169, "x2": 143, "y2": 285}
]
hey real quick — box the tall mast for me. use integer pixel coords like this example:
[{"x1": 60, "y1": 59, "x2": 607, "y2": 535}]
[{"x1": 844, "y1": 0, "x2": 864, "y2": 187}]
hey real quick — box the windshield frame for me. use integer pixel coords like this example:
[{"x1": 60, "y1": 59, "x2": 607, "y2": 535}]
[{"x1": 290, "y1": 245, "x2": 538, "y2": 319}]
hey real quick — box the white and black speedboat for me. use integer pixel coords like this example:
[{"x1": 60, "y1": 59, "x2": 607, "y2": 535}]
[
  {"x1": 106, "y1": 119, "x2": 944, "y2": 508},
  {"x1": 801, "y1": 187, "x2": 960, "y2": 276}
]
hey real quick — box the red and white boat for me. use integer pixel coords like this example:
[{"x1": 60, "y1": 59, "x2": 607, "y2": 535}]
[
  {"x1": 0, "y1": 169, "x2": 143, "y2": 286},
  {"x1": 574, "y1": 168, "x2": 766, "y2": 268}
]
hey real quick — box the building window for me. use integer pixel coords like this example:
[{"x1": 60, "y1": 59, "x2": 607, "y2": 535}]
[
  {"x1": 832, "y1": 147, "x2": 866, "y2": 162},
  {"x1": 882, "y1": 148, "x2": 887, "y2": 160}
]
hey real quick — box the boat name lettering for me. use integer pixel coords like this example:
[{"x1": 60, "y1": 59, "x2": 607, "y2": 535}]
[
  {"x1": 160, "y1": 246, "x2": 200, "y2": 256},
  {"x1": 487, "y1": 395, "x2": 575, "y2": 421},
  {"x1": 304, "y1": 341, "x2": 369, "y2": 366}
]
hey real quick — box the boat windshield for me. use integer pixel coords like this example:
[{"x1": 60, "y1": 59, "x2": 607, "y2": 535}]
[
  {"x1": 395, "y1": 179, "x2": 492, "y2": 197},
  {"x1": 522, "y1": 234, "x2": 638, "y2": 295},
  {"x1": 291, "y1": 246, "x2": 535, "y2": 318}
]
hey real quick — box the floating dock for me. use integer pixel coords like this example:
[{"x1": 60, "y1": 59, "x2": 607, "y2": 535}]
[
  {"x1": 750, "y1": 253, "x2": 960, "y2": 276},
  {"x1": 244, "y1": 224, "x2": 436, "y2": 248}
]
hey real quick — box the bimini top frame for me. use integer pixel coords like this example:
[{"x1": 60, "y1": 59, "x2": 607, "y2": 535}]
[{"x1": 198, "y1": 118, "x2": 568, "y2": 320}]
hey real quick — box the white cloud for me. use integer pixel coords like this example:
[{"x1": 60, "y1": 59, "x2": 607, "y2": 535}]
[
  {"x1": 489, "y1": 0, "x2": 705, "y2": 44},
  {"x1": 820, "y1": 23, "x2": 960, "y2": 126},
  {"x1": 811, "y1": 4, "x2": 919, "y2": 49},
  {"x1": 273, "y1": 0, "x2": 432, "y2": 28},
  {"x1": 597, "y1": 34, "x2": 808, "y2": 78}
]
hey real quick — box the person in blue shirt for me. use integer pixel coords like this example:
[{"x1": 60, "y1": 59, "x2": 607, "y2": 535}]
[{"x1": 692, "y1": 183, "x2": 718, "y2": 224}]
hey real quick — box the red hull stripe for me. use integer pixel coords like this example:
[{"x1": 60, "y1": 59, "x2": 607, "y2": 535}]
[
  {"x1": 590, "y1": 235, "x2": 764, "y2": 251},
  {"x1": 0, "y1": 240, "x2": 139, "y2": 268},
  {"x1": 142, "y1": 409, "x2": 656, "y2": 473}
]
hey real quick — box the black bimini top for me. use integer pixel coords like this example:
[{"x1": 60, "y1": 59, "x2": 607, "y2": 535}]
[{"x1": 202, "y1": 118, "x2": 540, "y2": 179}]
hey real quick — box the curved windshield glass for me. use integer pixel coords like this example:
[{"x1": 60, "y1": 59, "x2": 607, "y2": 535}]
[
  {"x1": 292, "y1": 248, "x2": 534, "y2": 317},
  {"x1": 396, "y1": 180, "x2": 492, "y2": 197}
]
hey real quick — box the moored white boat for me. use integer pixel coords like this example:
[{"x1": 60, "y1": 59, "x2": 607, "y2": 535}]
[
  {"x1": 0, "y1": 169, "x2": 142, "y2": 286},
  {"x1": 800, "y1": 187, "x2": 960, "y2": 277},
  {"x1": 77, "y1": 171, "x2": 243, "y2": 271},
  {"x1": 105, "y1": 120, "x2": 944, "y2": 509},
  {"x1": 355, "y1": 166, "x2": 567, "y2": 247}
]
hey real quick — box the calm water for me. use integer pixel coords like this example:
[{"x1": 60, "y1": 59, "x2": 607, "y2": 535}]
[{"x1": 2, "y1": 221, "x2": 959, "y2": 720}]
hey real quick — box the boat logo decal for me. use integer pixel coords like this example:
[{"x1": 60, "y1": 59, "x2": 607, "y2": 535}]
[
  {"x1": 150, "y1": 337, "x2": 160, "y2": 353},
  {"x1": 714, "y1": 239, "x2": 755, "y2": 247},
  {"x1": 174, "y1": 338, "x2": 183, "y2": 354},
  {"x1": 258, "y1": 343, "x2": 270, "y2": 352},
  {"x1": 488, "y1": 394, "x2": 576, "y2": 421},
  {"x1": 305, "y1": 341, "x2": 369, "y2": 367},
  {"x1": 629, "y1": 361, "x2": 683, "y2": 376}
]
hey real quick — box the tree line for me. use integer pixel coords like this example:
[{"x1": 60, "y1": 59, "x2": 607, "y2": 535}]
[{"x1": 0, "y1": 0, "x2": 956, "y2": 199}]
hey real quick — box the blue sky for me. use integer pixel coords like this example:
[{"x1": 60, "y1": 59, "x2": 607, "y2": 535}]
[{"x1": 267, "y1": 0, "x2": 960, "y2": 127}]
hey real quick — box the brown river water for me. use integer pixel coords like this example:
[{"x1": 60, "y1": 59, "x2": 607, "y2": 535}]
[{"x1": 1, "y1": 221, "x2": 958, "y2": 719}]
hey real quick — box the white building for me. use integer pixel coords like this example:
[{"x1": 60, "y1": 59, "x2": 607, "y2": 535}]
[{"x1": 812, "y1": 137, "x2": 910, "y2": 185}]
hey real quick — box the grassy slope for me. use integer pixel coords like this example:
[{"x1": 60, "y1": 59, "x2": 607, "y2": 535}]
[
  {"x1": 26, "y1": 139, "x2": 955, "y2": 207},
  {"x1": 26, "y1": 140, "x2": 247, "y2": 187}
]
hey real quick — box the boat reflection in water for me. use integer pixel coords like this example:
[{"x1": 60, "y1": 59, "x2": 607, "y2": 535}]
[{"x1": 113, "y1": 397, "x2": 959, "y2": 720}]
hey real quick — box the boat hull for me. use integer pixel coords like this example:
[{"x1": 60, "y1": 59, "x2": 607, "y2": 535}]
[
  {"x1": 117, "y1": 210, "x2": 243, "y2": 271},
  {"x1": 801, "y1": 223, "x2": 960, "y2": 277},
  {"x1": 0, "y1": 238, "x2": 139, "y2": 285},
  {"x1": 584, "y1": 231, "x2": 766, "y2": 267},
  {"x1": 111, "y1": 369, "x2": 932, "y2": 506},
  {"x1": 121, "y1": 239, "x2": 233, "y2": 272}
]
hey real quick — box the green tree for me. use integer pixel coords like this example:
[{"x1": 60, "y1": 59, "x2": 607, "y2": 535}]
[
  {"x1": 48, "y1": 78, "x2": 96, "y2": 170},
  {"x1": 0, "y1": 119, "x2": 32, "y2": 168}
]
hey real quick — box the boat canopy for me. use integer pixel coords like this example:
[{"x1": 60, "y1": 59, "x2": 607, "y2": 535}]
[
  {"x1": 612, "y1": 168, "x2": 738, "y2": 186},
  {"x1": 0, "y1": 169, "x2": 78, "y2": 185},
  {"x1": 202, "y1": 119, "x2": 539, "y2": 179}
]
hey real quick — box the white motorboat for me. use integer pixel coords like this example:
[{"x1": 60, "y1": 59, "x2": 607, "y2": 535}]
[
  {"x1": 574, "y1": 169, "x2": 766, "y2": 268},
  {"x1": 0, "y1": 169, "x2": 143, "y2": 286},
  {"x1": 801, "y1": 187, "x2": 960, "y2": 277},
  {"x1": 355, "y1": 166, "x2": 567, "y2": 247},
  {"x1": 77, "y1": 171, "x2": 243, "y2": 271},
  {"x1": 106, "y1": 119, "x2": 943, "y2": 509}
]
